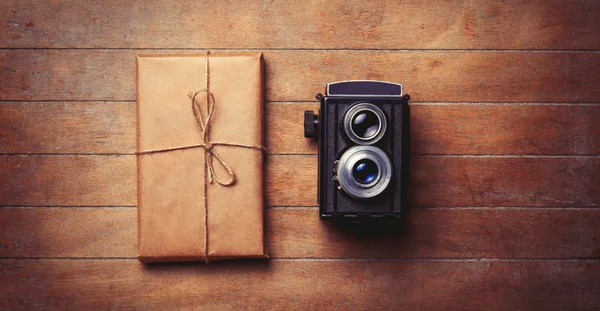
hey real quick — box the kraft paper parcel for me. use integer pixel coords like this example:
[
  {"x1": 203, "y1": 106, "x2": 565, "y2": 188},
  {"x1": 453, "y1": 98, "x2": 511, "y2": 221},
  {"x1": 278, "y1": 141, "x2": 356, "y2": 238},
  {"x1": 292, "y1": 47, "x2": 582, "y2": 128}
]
[{"x1": 136, "y1": 53, "x2": 267, "y2": 263}]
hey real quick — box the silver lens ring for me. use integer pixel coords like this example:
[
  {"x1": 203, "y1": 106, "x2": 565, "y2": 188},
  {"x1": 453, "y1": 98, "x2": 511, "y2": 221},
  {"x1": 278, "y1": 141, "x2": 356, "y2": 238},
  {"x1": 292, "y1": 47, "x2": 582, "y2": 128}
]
[
  {"x1": 336, "y1": 145, "x2": 392, "y2": 199},
  {"x1": 343, "y1": 103, "x2": 387, "y2": 145}
]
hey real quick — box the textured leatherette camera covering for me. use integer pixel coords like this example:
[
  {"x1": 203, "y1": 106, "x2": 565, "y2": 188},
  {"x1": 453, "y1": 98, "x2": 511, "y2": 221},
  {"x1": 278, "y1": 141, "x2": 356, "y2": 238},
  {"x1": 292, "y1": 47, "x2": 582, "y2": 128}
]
[{"x1": 319, "y1": 96, "x2": 410, "y2": 219}]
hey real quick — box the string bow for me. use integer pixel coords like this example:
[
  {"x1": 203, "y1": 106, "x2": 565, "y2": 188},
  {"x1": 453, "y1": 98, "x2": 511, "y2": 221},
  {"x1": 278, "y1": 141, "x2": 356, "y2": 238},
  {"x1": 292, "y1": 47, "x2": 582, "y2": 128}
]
[{"x1": 189, "y1": 89, "x2": 265, "y2": 186}]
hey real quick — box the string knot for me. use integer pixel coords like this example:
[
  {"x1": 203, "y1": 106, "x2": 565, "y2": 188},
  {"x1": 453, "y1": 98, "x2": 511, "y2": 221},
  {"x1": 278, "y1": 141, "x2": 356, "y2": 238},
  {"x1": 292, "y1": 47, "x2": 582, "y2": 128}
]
[
  {"x1": 189, "y1": 90, "x2": 233, "y2": 186},
  {"x1": 188, "y1": 86, "x2": 265, "y2": 188}
]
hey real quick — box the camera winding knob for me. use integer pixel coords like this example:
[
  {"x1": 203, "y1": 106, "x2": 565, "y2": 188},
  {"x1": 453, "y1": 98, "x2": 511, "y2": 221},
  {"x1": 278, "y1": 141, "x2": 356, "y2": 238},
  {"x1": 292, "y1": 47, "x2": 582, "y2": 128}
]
[{"x1": 304, "y1": 110, "x2": 319, "y2": 139}]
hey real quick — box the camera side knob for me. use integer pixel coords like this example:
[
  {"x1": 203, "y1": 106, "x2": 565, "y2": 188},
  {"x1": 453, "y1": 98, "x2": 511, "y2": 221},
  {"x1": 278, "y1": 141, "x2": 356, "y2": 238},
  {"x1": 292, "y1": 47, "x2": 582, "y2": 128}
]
[{"x1": 304, "y1": 110, "x2": 319, "y2": 139}]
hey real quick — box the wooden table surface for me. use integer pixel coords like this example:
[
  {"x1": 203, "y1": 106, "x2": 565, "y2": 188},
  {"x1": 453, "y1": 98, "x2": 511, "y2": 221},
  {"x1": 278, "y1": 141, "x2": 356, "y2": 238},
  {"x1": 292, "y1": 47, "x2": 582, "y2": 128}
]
[{"x1": 1, "y1": 1, "x2": 600, "y2": 310}]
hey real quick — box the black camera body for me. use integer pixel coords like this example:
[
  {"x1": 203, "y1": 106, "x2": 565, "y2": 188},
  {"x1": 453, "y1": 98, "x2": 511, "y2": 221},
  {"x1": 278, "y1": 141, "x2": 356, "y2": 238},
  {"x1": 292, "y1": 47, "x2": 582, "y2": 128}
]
[{"x1": 304, "y1": 81, "x2": 410, "y2": 220}]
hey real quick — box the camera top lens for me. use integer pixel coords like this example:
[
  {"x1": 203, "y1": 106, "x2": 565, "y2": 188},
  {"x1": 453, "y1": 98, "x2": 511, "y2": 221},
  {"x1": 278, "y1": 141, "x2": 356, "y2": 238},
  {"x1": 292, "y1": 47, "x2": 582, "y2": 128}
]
[
  {"x1": 343, "y1": 103, "x2": 387, "y2": 145},
  {"x1": 351, "y1": 110, "x2": 380, "y2": 140},
  {"x1": 353, "y1": 159, "x2": 379, "y2": 184}
]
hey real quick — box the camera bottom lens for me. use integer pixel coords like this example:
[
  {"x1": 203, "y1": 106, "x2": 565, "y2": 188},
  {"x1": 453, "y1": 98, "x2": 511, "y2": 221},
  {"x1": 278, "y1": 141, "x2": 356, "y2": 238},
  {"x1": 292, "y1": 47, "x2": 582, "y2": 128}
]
[
  {"x1": 353, "y1": 159, "x2": 379, "y2": 184},
  {"x1": 336, "y1": 146, "x2": 392, "y2": 199}
]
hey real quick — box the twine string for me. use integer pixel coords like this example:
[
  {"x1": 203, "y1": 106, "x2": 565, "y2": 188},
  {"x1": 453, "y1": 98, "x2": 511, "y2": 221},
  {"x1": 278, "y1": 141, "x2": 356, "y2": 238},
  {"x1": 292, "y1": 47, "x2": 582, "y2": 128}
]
[{"x1": 189, "y1": 89, "x2": 265, "y2": 186}]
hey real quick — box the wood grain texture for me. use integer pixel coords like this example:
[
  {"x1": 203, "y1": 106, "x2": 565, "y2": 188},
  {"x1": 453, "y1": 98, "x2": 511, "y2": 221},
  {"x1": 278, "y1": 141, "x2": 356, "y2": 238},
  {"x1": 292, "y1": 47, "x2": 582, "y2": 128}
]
[
  {"x1": 0, "y1": 208, "x2": 137, "y2": 258},
  {"x1": 1, "y1": 207, "x2": 599, "y2": 259},
  {"x1": 1, "y1": 259, "x2": 598, "y2": 310},
  {"x1": 1, "y1": 155, "x2": 597, "y2": 207},
  {"x1": 0, "y1": 102, "x2": 135, "y2": 154},
  {"x1": 265, "y1": 103, "x2": 600, "y2": 155},
  {"x1": 2, "y1": 50, "x2": 599, "y2": 102},
  {"x1": 3, "y1": 102, "x2": 600, "y2": 155},
  {"x1": 2, "y1": 0, "x2": 599, "y2": 49},
  {"x1": 411, "y1": 104, "x2": 600, "y2": 155},
  {"x1": 411, "y1": 156, "x2": 600, "y2": 207},
  {"x1": 0, "y1": 155, "x2": 136, "y2": 206}
]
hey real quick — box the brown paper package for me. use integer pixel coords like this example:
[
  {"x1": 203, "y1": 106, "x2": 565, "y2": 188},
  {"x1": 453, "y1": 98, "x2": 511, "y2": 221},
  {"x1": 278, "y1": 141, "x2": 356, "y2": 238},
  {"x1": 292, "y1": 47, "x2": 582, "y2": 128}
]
[{"x1": 136, "y1": 53, "x2": 267, "y2": 263}]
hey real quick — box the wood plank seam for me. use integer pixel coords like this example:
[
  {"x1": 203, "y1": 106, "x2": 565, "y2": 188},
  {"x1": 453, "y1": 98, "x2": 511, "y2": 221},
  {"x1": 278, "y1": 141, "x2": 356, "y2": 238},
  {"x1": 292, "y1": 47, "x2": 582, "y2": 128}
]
[
  {"x1": 266, "y1": 207, "x2": 600, "y2": 210},
  {"x1": 3, "y1": 48, "x2": 600, "y2": 52},
  {"x1": 1, "y1": 154, "x2": 598, "y2": 158},
  {"x1": 2, "y1": 100, "x2": 600, "y2": 104},
  {"x1": 1, "y1": 258, "x2": 599, "y2": 261}
]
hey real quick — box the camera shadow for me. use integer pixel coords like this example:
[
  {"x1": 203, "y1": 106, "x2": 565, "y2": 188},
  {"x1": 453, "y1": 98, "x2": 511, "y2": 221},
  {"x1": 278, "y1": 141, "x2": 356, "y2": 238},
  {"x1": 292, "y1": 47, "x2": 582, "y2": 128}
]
[{"x1": 323, "y1": 209, "x2": 411, "y2": 237}]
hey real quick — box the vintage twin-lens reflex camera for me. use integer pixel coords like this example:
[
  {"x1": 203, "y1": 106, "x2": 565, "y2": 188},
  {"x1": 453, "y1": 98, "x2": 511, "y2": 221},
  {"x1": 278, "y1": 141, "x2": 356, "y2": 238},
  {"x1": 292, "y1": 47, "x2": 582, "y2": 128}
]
[{"x1": 304, "y1": 80, "x2": 410, "y2": 220}]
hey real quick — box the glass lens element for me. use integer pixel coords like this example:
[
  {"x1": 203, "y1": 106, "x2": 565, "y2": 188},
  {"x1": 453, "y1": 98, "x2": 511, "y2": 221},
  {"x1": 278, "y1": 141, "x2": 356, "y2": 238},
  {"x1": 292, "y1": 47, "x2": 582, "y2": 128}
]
[
  {"x1": 352, "y1": 159, "x2": 379, "y2": 184},
  {"x1": 351, "y1": 110, "x2": 380, "y2": 139}
]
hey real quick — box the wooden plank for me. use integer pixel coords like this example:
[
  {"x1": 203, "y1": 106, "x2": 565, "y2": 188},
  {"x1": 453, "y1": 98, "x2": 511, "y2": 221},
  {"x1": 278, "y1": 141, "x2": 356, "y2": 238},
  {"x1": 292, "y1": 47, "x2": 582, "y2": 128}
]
[
  {"x1": 0, "y1": 102, "x2": 135, "y2": 154},
  {"x1": 268, "y1": 208, "x2": 600, "y2": 259},
  {"x1": 411, "y1": 104, "x2": 600, "y2": 155},
  {"x1": 1, "y1": 50, "x2": 599, "y2": 102},
  {"x1": 411, "y1": 156, "x2": 600, "y2": 207},
  {"x1": 2, "y1": 0, "x2": 599, "y2": 49},
  {"x1": 4, "y1": 102, "x2": 600, "y2": 155},
  {"x1": 0, "y1": 208, "x2": 137, "y2": 258},
  {"x1": 270, "y1": 103, "x2": 600, "y2": 155},
  {"x1": 0, "y1": 155, "x2": 597, "y2": 207},
  {"x1": 266, "y1": 103, "x2": 317, "y2": 155},
  {"x1": 0, "y1": 155, "x2": 136, "y2": 206},
  {"x1": 265, "y1": 156, "x2": 318, "y2": 207},
  {"x1": 0, "y1": 259, "x2": 598, "y2": 310},
  {"x1": 1, "y1": 207, "x2": 599, "y2": 259}
]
